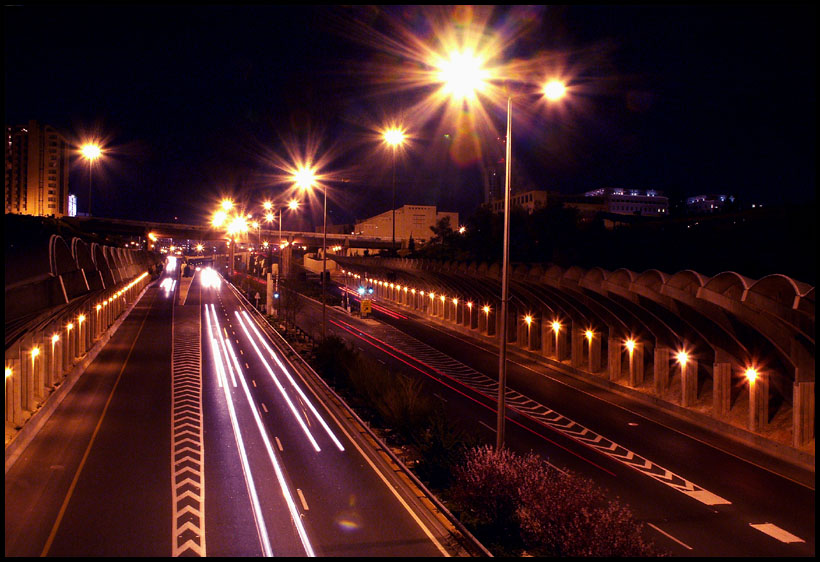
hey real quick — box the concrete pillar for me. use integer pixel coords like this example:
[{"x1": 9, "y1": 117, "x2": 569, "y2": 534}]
[
  {"x1": 34, "y1": 330, "x2": 47, "y2": 401},
  {"x1": 478, "y1": 307, "x2": 487, "y2": 333},
  {"x1": 282, "y1": 243, "x2": 293, "y2": 278},
  {"x1": 542, "y1": 321, "x2": 555, "y2": 358},
  {"x1": 486, "y1": 308, "x2": 496, "y2": 337},
  {"x1": 528, "y1": 319, "x2": 540, "y2": 351},
  {"x1": 748, "y1": 375, "x2": 769, "y2": 432},
  {"x1": 517, "y1": 319, "x2": 527, "y2": 348},
  {"x1": 588, "y1": 334, "x2": 602, "y2": 374},
  {"x1": 607, "y1": 337, "x2": 622, "y2": 381},
  {"x1": 681, "y1": 359, "x2": 699, "y2": 407},
  {"x1": 556, "y1": 328, "x2": 569, "y2": 361},
  {"x1": 712, "y1": 362, "x2": 732, "y2": 417},
  {"x1": 21, "y1": 336, "x2": 36, "y2": 412},
  {"x1": 6, "y1": 357, "x2": 23, "y2": 426},
  {"x1": 45, "y1": 327, "x2": 61, "y2": 389},
  {"x1": 570, "y1": 324, "x2": 585, "y2": 368},
  {"x1": 64, "y1": 323, "x2": 77, "y2": 371},
  {"x1": 77, "y1": 316, "x2": 88, "y2": 358},
  {"x1": 793, "y1": 381, "x2": 815, "y2": 447},
  {"x1": 628, "y1": 343, "x2": 644, "y2": 387},
  {"x1": 654, "y1": 346, "x2": 670, "y2": 394}
]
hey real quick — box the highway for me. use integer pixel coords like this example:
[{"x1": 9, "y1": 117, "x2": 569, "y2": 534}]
[
  {"x1": 4, "y1": 267, "x2": 468, "y2": 557},
  {"x1": 291, "y1": 284, "x2": 815, "y2": 557}
]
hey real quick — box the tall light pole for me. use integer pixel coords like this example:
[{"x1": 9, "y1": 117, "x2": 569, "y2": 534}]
[
  {"x1": 439, "y1": 52, "x2": 566, "y2": 449},
  {"x1": 80, "y1": 143, "x2": 102, "y2": 216},
  {"x1": 382, "y1": 126, "x2": 406, "y2": 255},
  {"x1": 494, "y1": 80, "x2": 567, "y2": 449},
  {"x1": 293, "y1": 166, "x2": 328, "y2": 339}
]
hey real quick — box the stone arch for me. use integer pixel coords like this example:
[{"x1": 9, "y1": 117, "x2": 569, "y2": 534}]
[
  {"x1": 634, "y1": 269, "x2": 667, "y2": 294},
  {"x1": 702, "y1": 271, "x2": 752, "y2": 303},
  {"x1": 666, "y1": 270, "x2": 706, "y2": 298},
  {"x1": 50, "y1": 235, "x2": 77, "y2": 276}
]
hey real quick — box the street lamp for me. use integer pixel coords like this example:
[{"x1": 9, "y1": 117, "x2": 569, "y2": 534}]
[
  {"x1": 492, "y1": 80, "x2": 568, "y2": 449},
  {"x1": 293, "y1": 166, "x2": 329, "y2": 339},
  {"x1": 382, "y1": 125, "x2": 407, "y2": 255},
  {"x1": 437, "y1": 46, "x2": 568, "y2": 449},
  {"x1": 80, "y1": 142, "x2": 103, "y2": 216}
]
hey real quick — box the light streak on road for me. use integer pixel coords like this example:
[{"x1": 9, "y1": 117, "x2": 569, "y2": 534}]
[
  {"x1": 160, "y1": 277, "x2": 176, "y2": 297},
  {"x1": 239, "y1": 310, "x2": 345, "y2": 452},
  {"x1": 207, "y1": 304, "x2": 273, "y2": 557},
  {"x1": 207, "y1": 304, "x2": 316, "y2": 557},
  {"x1": 234, "y1": 312, "x2": 322, "y2": 452},
  {"x1": 208, "y1": 305, "x2": 237, "y2": 387}
]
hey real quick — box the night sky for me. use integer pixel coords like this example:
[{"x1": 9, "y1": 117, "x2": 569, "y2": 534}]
[{"x1": 4, "y1": 5, "x2": 816, "y2": 228}]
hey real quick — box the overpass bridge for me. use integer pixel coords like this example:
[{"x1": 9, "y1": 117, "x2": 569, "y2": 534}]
[
  {"x1": 334, "y1": 255, "x2": 815, "y2": 454},
  {"x1": 60, "y1": 215, "x2": 398, "y2": 250}
]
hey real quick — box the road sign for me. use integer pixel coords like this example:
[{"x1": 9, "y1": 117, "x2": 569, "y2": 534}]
[{"x1": 361, "y1": 299, "x2": 372, "y2": 315}]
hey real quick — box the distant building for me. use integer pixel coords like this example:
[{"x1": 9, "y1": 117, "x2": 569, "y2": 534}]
[
  {"x1": 584, "y1": 187, "x2": 668, "y2": 216},
  {"x1": 558, "y1": 193, "x2": 607, "y2": 219},
  {"x1": 686, "y1": 194, "x2": 735, "y2": 214},
  {"x1": 5, "y1": 120, "x2": 71, "y2": 217},
  {"x1": 490, "y1": 189, "x2": 549, "y2": 214},
  {"x1": 355, "y1": 204, "x2": 459, "y2": 246}
]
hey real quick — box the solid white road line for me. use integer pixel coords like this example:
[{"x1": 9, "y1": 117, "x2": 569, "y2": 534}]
[{"x1": 647, "y1": 523, "x2": 693, "y2": 550}]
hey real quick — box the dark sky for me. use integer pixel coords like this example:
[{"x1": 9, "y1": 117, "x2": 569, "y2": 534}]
[{"x1": 4, "y1": 5, "x2": 816, "y2": 227}]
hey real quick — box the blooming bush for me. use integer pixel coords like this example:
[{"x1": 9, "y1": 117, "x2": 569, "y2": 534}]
[{"x1": 451, "y1": 446, "x2": 664, "y2": 556}]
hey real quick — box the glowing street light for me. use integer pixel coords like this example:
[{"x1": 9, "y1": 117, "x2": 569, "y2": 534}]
[
  {"x1": 382, "y1": 125, "x2": 408, "y2": 255},
  {"x1": 293, "y1": 165, "x2": 330, "y2": 339},
  {"x1": 745, "y1": 366, "x2": 761, "y2": 431},
  {"x1": 437, "y1": 50, "x2": 490, "y2": 102},
  {"x1": 80, "y1": 142, "x2": 103, "y2": 216}
]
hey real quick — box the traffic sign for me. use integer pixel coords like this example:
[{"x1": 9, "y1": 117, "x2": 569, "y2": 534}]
[{"x1": 361, "y1": 299, "x2": 372, "y2": 315}]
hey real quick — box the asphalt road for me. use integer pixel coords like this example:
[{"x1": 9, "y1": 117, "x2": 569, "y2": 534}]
[
  {"x1": 292, "y1": 284, "x2": 815, "y2": 557},
  {"x1": 5, "y1": 269, "x2": 458, "y2": 557}
]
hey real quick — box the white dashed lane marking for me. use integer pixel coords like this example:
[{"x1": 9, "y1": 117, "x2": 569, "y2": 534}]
[{"x1": 749, "y1": 523, "x2": 805, "y2": 543}]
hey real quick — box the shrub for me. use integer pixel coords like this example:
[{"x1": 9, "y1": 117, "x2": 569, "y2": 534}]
[
  {"x1": 412, "y1": 409, "x2": 477, "y2": 489},
  {"x1": 313, "y1": 335, "x2": 356, "y2": 388},
  {"x1": 449, "y1": 446, "x2": 540, "y2": 551},
  {"x1": 451, "y1": 446, "x2": 664, "y2": 557}
]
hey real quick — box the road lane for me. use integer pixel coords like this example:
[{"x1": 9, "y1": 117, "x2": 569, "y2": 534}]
[
  {"x1": 5, "y1": 275, "x2": 173, "y2": 557},
  {"x1": 293, "y1": 286, "x2": 814, "y2": 557},
  {"x1": 199, "y1": 272, "x2": 454, "y2": 557}
]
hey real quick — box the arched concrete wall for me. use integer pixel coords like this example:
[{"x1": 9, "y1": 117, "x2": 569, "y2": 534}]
[
  {"x1": 5, "y1": 225, "x2": 162, "y2": 331},
  {"x1": 334, "y1": 255, "x2": 815, "y2": 408}
]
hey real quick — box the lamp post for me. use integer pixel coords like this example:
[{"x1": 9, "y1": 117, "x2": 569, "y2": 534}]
[
  {"x1": 293, "y1": 167, "x2": 328, "y2": 339},
  {"x1": 80, "y1": 143, "x2": 102, "y2": 216},
  {"x1": 436, "y1": 47, "x2": 567, "y2": 449},
  {"x1": 495, "y1": 81, "x2": 567, "y2": 450},
  {"x1": 382, "y1": 126, "x2": 406, "y2": 255}
]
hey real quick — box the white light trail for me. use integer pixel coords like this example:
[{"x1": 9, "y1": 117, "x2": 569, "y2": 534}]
[
  {"x1": 234, "y1": 312, "x2": 322, "y2": 452},
  {"x1": 208, "y1": 305, "x2": 273, "y2": 557},
  {"x1": 204, "y1": 307, "x2": 224, "y2": 388},
  {"x1": 240, "y1": 310, "x2": 345, "y2": 452},
  {"x1": 209, "y1": 305, "x2": 238, "y2": 387},
  {"x1": 219, "y1": 306, "x2": 316, "y2": 556}
]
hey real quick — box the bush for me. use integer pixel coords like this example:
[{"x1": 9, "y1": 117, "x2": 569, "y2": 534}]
[
  {"x1": 449, "y1": 446, "x2": 539, "y2": 552},
  {"x1": 451, "y1": 446, "x2": 664, "y2": 557},
  {"x1": 313, "y1": 335, "x2": 357, "y2": 388},
  {"x1": 412, "y1": 410, "x2": 478, "y2": 490}
]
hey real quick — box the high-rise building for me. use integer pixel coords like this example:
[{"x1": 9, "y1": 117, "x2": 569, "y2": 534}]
[{"x1": 5, "y1": 120, "x2": 71, "y2": 217}]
